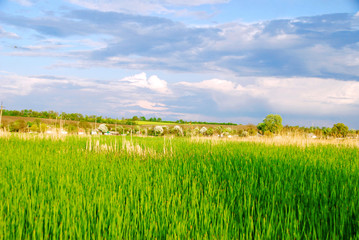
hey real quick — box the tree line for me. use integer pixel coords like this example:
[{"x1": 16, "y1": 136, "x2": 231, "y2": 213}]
[{"x1": 3, "y1": 109, "x2": 237, "y2": 125}]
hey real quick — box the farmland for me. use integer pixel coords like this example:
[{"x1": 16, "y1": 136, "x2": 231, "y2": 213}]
[{"x1": 0, "y1": 133, "x2": 359, "y2": 238}]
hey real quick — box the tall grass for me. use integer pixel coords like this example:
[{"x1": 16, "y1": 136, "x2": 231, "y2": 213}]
[{"x1": 0, "y1": 134, "x2": 358, "y2": 239}]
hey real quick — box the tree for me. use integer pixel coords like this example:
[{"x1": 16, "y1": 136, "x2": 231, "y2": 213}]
[
  {"x1": 258, "y1": 114, "x2": 283, "y2": 134},
  {"x1": 98, "y1": 124, "x2": 108, "y2": 134},
  {"x1": 331, "y1": 123, "x2": 348, "y2": 138}
]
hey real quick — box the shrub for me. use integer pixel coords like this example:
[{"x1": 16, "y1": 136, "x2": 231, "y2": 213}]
[
  {"x1": 9, "y1": 120, "x2": 27, "y2": 132},
  {"x1": 154, "y1": 126, "x2": 164, "y2": 136},
  {"x1": 200, "y1": 127, "x2": 207, "y2": 135},
  {"x1": 248, "y1": 128, "x2": 257, "y2": 136},
  {"x1": 264, "y1": 131, "x2": 274, "y2": 137},
  {"x1": 173, "y1": 125, "x2": 183, "y2": 136},
  {"x1": 206, "y1": 128, "x2": 214, "y2": 136},
  {"x1": 98, "y1": 124, "x2": 108, "y2": 134},
  {"x1": 239, "y1": 130, "x2": 249, "y2": 137}
]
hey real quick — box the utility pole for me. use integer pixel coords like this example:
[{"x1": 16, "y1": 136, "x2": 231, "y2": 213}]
[{"x1": 0, "y1": 102, "x2": 4, "y2": 128}]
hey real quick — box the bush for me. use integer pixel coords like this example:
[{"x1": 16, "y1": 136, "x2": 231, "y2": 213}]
[
  {"x1": 206, "y1": 128, "x2": 214, "y2": 136},
  {"x1": 200, "y1": 127, "x2": 207, "y2": 135},
  {"x1": 98, "y1": 124, "x2": 108, "y2": 134},
  {"x1": 239, "y1": 130, "x2": 249, "y2": 137},
  {"x1": 9, "y1": 120, "x2": 27, "y2": 132},
  {"x1": 154, "y1": 126, "x2": 164, "y2": 136},
  {"x1": 264, "y1": 131, "x2": 274, "y2": 137},
  {"x1": 172, "y1": 125, "x2": 183, "y2": 136},
  {"x1": 248, "y1": 128, "x2": 257, "y2": 136}
]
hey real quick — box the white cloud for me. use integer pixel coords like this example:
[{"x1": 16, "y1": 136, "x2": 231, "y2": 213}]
[
  {"x1": 0, "y1": 27, "x2": 19, "y2": 39},
  {"x1": 135, "y1": 100, "x2": 168, "y2": 110},
  {"x1": 0, "y1": 72, "x2": 67, "y2": 96},
  {"x1": 178, "y1": 76, "x2": 359, "y2": 115},
  {"x1": 121, "y1": 72, "x2": 171, "y2": 94},
  {"x1": 297, "y1": 44, "x2": 359, "y2": 77},
  {"x1": 178, "y1": 78, "x2": 235, "y2": 92}
]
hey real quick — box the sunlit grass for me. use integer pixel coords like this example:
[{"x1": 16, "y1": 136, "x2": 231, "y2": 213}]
[{"x1": 0, "y1": 134, "x2": 358, "y2": 238}]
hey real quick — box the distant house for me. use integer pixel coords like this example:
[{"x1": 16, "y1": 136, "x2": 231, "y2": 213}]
[{"x1": 91, "y1": 130, "x2": 98, "y2": 135}]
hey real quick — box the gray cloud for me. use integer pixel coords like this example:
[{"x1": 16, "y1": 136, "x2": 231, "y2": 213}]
[
  {"x1": 1, "y1": 9, "x2": 359, "y2": 79},
  {"x1": 66, "y1": 0, "x2": 229, "y2": 15}
]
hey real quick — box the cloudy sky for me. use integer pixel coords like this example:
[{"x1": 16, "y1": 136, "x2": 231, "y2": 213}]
[{"x1": 1, "y1": 0, "x2": 359, "y2": 128}]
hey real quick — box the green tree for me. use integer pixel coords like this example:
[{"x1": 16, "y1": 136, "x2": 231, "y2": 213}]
[
  {"x1": 258, "y1": 114, "x2": 283, "y2": 134},
  {"x1": 331, "y1": 123, "x2": 349, "y2": 138}
]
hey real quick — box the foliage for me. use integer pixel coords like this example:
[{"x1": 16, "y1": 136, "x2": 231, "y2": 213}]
[
  {"x1": 206, "y1": 128, "x2": 214, "y2": 136},
  {"x1": 29, "y1": 124, "x2": 39, "y2": 133},
  {"x1": 239, "y1": 130, "x2": 249, "y2": 137},
  {"x1": 98, "y1": 124, "x2": 108, "y2": 133},
  {"x1": 79, "y1": 120, "x2": 91, "y2": 131},
  {"x1": 248, "y1": 128, "x2": 257, "y2": 136},
  {"x1": 39, "y1": 123, "x2": 48, "y2": 133},
  {"x1": 332, "y1": 123, "x2": 349, "y2": 138},
  {"x1": 172, "y1": 125, "x2": 183, "y2": 136},
  {"x1": 66, "y1": 123, "x2": 78, "y2": 134},
  {"x1": 264, "y1": 130, "x2": 274, "y2": 137},
  {"x1": 258, "y1": 114, "x2": 283, "y2": 134},
  {"x1": 199, "y1": 127, "x2": 208, "y2": 135},
  {"x1": 125, "y1": 119, "x2": 137, "y2": 125},
  {"x1": 215, "y1": 126, "x2": 223, "y2": 134},
  {"x1": 154, "y1": 126, "x2": 164, "y2": 135},
  {"x1": 177, "y1": 120, "x2": 237, "y2": 125},
  {"x1": 9, "y1": 120, "x2": 27, "y2": 132}
]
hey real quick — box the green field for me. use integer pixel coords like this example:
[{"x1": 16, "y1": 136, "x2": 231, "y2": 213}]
[
  {"x1": 0, "y1": 134, "x2": 359, "y2": 239},
  {"x1": 135, "y1": 121, "x2": 179, "y2": 125}
]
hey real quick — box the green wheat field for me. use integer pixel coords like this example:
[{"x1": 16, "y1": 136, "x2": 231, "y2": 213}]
[{"x1": 0, "y1": 134, "x2": 359, "y2": 239}]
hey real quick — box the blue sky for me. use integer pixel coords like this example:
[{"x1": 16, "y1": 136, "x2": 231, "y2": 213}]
[{"x1": 1, "y1": 0, "x2": 359, "y2": 128}]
